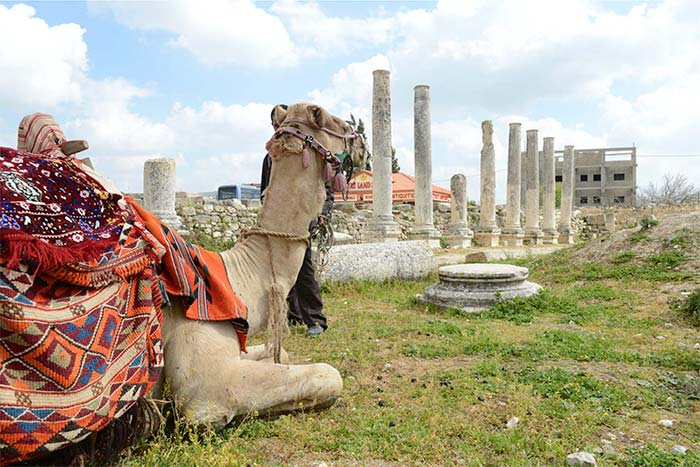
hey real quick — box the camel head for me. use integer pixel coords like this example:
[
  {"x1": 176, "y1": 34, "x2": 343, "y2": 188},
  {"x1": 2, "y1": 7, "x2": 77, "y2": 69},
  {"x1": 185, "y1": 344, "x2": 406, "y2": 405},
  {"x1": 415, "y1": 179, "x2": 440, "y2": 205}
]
[{"x1": 261, "y1": 103, "x2": 368, "y2": 235}]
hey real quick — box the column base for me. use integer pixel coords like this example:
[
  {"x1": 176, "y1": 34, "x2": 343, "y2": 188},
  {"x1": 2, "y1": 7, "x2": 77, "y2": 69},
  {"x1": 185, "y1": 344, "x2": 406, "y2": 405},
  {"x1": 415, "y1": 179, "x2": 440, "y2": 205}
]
[
  {"x1": 408, "y1": 227, "x2": 442, "y2": 248},
  {"x1": 474, "y1": 229, "x2": 502, "y2": 247},
  {"x1": 500, "y1": 230, "x2": 524, "y2": 247},
  {"x1": 364, "y1": 218, "x2": 401, "y2": 243},
  {"x1": 523, "y1": 229, "x2": 544, "y2": 245},
  {"x1": 558, "y1": 231, "x2": 575, "y2": 244},
  {"x1": 444, "y1": 227, "x2": 473, "y2": 248},
  {"x1": 542, "y1": 229, "x2": 559, "y2": 245}
]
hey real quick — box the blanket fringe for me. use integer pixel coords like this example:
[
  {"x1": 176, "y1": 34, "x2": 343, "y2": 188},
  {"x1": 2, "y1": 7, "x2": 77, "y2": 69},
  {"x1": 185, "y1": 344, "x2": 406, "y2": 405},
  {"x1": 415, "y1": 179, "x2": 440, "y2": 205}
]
[{"x1": 0, "y1": 229, "x2": 115, "y2": 272}]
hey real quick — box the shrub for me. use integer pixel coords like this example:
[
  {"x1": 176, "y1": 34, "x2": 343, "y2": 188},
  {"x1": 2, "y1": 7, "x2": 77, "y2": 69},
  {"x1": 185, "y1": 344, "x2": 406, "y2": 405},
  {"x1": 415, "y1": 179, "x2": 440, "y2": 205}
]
[
  {"x1": 611, "y1": 251, "x2": 636, "y2": 264},
  {"x1": 646, "y1": 251, "x2": 688, "y2": 269},
  {"x1": 675, "y1": 289, "x2": 700, "y2": 325},
  {"x1": 639, "y1": 216, "x2": 659, "y2": 230}
]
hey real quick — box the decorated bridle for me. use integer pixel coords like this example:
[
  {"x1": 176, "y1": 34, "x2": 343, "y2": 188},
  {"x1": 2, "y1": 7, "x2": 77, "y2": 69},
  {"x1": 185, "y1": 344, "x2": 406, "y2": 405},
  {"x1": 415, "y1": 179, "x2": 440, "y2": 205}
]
[{"x1": 265, "y1": 119, "x2": 364, "y2": 199}]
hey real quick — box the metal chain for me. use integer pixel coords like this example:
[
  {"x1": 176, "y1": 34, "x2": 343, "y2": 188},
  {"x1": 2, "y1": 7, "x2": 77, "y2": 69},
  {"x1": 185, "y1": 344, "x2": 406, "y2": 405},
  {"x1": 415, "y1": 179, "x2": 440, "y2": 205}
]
[{"x1": 311, "y1": 219, "x2": 334, "y2": 277}]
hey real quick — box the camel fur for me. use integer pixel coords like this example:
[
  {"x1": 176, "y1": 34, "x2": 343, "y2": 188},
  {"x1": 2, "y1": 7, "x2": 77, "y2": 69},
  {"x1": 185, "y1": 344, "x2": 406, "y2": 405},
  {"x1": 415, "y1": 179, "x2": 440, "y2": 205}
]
[{"x1": 101, "y1": 103, "x2": 366, "y2": 428}]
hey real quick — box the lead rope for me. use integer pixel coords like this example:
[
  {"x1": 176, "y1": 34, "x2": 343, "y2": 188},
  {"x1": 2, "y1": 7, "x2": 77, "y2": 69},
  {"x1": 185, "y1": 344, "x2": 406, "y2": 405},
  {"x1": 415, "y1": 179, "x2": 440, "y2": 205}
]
[{"x1": 238, "y1": 226, "x2": 309, "y2": 363}]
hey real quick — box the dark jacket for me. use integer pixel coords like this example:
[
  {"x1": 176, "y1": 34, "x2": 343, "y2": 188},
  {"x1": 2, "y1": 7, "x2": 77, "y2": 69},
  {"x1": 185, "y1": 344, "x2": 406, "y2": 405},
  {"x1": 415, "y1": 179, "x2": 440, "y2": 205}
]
[{"x1": 260, "y1": 154, "x2": 334, "y2": 229}]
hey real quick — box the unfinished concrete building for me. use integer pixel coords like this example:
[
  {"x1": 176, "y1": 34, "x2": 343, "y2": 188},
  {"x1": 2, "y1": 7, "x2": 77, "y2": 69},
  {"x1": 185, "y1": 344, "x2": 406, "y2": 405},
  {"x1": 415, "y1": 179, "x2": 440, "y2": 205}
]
[{"x1": 554, "y1": 147, "x2": 637, "y2": 207}]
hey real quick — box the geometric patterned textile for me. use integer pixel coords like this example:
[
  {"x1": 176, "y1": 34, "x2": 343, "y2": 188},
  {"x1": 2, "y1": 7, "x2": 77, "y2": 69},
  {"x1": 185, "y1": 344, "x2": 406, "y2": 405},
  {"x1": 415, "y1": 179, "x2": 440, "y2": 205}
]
[
  {"x1": 0, "y1": 146, "x2": 129, "y2": 272},
  {"x1": 129, "y1": 199, "x2": 248, "y2": 351},
  {"x1": 0, "y1": 209, "x2": 164, "y2": 465}
]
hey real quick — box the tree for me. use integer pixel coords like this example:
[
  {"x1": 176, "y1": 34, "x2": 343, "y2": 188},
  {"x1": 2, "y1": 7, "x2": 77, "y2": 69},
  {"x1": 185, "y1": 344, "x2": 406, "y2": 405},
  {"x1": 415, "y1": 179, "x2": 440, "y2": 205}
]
[
  {"x1": 391, "y1": 148, "x2": 400, "y2": 173},
  {"x1": 347, "y1": 114, "x2": 400, "y2": 173},
  {"x1": 346, "y1": 114, "x2": 371, "y2": 170},
  {"x1": 639, "y1": 174, "x2": 700, "y2": 206}
]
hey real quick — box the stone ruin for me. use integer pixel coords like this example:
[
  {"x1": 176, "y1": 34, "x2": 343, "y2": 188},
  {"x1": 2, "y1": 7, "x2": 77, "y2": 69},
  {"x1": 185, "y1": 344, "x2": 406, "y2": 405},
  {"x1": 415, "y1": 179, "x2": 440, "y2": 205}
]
[{"x1": 418, "y1": 263, "x2": 542, "y2": 313}]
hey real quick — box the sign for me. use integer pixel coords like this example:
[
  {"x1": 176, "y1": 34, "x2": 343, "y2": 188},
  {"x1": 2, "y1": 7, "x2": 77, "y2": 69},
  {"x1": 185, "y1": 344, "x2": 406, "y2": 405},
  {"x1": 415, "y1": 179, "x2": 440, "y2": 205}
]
[{"x1": 336, "y1": 170, "x2": 451, "y2": 203}]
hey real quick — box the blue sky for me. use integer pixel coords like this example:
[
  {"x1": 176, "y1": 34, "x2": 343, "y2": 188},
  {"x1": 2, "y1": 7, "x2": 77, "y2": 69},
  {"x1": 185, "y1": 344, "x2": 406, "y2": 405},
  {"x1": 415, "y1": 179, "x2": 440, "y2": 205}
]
[{"x1": 0, "y1": 0, "x2": 697, "y2": 200}]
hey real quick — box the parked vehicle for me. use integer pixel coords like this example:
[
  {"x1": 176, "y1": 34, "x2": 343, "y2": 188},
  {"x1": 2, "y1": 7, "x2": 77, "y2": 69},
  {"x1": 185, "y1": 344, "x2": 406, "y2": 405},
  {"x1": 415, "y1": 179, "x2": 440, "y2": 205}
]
[{"x1": 216, "y1": 184, "x2": 260, "y2": 201}]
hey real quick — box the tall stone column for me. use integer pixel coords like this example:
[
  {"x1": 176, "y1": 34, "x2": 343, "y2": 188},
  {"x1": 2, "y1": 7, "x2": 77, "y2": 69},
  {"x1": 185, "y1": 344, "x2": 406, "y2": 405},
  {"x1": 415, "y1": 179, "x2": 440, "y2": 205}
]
[
  {"x1": 520, "y1": 150, "x2": 527, "y2": 212},
  {"x1": 558, "y1": 145, "x2": 575, "y2": 244},
  {"x1": 474, "y1": 120, "x2": 501, "y2": 247},
  {"x1": 367, "y1": 69, "x2": 400, "y2": 242},
  {"x1": 445, "y1": 173, "x2": 472, "y2": 248},
  {"x1": 501, "y1": 122, "x2": 524, "y2": 246},
  {"x1": 541, "y1": 137, "x2": 558, "y2": 244},
  {"x1": 408, "y1": 85, "x2": 441, "y2": 246},
  {"x1": 143, "y1": 157, "x2": 188, "y2": 235},
  {"x1": 524, "y1": 130, "x2": 543, "y2": 244}
]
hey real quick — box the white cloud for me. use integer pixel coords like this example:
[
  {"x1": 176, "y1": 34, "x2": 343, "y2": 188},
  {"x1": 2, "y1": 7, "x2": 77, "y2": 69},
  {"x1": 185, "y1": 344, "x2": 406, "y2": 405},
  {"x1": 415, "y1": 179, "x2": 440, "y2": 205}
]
[
  {"x1": 91, "y1": 0, "x2": 298, "y2": 68},
  {"x1": 62, "y1": 94, "x2": 275, "y2": 193},
  {"x1": 308, "y1": 54, "x2": 390, "y2": 118},
  {"x1": 270, "y1": 0, "x2": 395, "y2": 58},
  {"x1": 0, "y1": 4, "x2": 87, "y2": 109}
]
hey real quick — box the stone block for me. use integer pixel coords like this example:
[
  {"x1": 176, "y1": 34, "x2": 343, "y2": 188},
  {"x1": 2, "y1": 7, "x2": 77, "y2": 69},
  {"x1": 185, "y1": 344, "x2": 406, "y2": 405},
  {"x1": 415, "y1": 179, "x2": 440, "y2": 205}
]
[{"x1": 322, "y1": 241, "x2": 435, "y2": 283}]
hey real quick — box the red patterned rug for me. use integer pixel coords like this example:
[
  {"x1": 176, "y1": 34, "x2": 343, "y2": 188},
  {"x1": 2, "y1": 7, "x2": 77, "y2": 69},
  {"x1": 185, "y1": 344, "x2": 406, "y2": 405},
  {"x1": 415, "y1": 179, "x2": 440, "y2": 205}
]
[
  {"x1": 0, "y1": 210, "x2": 164, "y2": 466},
  {"x1": 0, "y1": 146, "x2": 128, "y2": 272}
]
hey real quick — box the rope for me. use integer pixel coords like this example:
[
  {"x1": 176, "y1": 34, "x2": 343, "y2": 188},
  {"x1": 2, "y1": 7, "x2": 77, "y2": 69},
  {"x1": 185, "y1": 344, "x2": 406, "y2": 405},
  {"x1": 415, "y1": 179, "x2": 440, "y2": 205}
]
[
  {"x1": 238, "y1": 225, "x2": 307, "y2": 363},
  {"x1": 238, "y1": 225, "x2": 310, "y2": 244}
]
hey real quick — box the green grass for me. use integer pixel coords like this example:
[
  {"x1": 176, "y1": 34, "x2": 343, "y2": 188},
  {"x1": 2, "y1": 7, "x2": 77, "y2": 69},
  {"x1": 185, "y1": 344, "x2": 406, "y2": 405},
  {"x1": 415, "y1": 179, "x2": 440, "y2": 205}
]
[{"x1": 119, "y1": 245, "x2": 700, "y2": 467}]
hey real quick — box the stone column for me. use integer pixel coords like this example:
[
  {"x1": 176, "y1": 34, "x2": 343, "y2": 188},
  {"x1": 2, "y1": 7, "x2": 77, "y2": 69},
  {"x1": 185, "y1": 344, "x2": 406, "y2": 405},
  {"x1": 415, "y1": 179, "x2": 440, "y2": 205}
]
[
  {"x1": 474, "y1": 120, "x2": 501, "y2": 247},
  {"x1": 558, "y1": 145, "x2": 575, "y2": 243},
  {"x1": 520, "y1": 150, "x2": 527, "y2": 212},
  {"x1": 501, "y1": 122, "x2": 524, "y2": 246},
  {"x1": 408, "y1": 85, "x2": 441, "y2": 246},
  {"x1": 445, "y1": 173, "x2": 473, "y2": 248},
  {"x1": 366, "y1": 69, "x2": 400, "y2": 242},
  {"x1": 143, "y1": 157, "x2": 188, "y2": 235},
  {"x1": 541, "y1": 137, "x2": 558, "y2": 244},
  {"x1": 524, "y1": 130, "x2": 543, "y2": 244}
]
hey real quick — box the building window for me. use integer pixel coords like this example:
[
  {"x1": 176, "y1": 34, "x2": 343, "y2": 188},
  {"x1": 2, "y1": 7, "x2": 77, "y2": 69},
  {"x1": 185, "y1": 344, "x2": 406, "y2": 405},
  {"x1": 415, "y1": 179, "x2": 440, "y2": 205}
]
[
  {"x1": 593, "y1": 174, "x2": 601, "y2": 181},
  {"x1": 580, "y1": 196, "x2": 588, "y2": 204},
  {"x1": 592, "y1": 196, "x2": 601, "y2": 204},
  {"x1": 555, "y1": 175, "x2": 563, "y2": 182},
  {"x1": 613, "y1": 173, "x2": 625, "y2": 181},
  {"x1": 614, "y1": 196, "x2": 625, "y2": 204},
  {"x1": 580, "y1": 174, "x2": 588, "y2": 182}
]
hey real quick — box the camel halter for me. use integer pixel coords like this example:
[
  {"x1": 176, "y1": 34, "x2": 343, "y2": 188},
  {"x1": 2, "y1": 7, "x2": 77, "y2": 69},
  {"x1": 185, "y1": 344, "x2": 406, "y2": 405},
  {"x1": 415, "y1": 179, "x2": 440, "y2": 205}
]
[{"x1": 266, "y1": 120, "x2": 362, "y2": 199}]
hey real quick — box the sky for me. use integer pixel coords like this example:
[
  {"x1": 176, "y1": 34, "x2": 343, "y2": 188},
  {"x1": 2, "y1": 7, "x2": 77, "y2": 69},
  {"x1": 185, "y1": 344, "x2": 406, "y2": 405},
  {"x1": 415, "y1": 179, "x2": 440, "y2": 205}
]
[{"x1": 0, "y1": 0, "x2": 698, "y2": 202}]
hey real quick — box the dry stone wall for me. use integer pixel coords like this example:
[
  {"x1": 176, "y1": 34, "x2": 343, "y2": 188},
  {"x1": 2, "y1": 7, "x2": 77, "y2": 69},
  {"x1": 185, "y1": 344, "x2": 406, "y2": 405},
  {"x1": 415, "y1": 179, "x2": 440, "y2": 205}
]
[{"x1": 120, "y1": 194, "x2": 589, "y2": 247}]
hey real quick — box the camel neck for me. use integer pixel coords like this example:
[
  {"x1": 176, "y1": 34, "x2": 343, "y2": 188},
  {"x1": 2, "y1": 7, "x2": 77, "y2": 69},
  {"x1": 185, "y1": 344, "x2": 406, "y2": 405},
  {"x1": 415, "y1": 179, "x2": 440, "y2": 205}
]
[{"x1": 220, "y1": 232, "x2": 307, "y2": 336}]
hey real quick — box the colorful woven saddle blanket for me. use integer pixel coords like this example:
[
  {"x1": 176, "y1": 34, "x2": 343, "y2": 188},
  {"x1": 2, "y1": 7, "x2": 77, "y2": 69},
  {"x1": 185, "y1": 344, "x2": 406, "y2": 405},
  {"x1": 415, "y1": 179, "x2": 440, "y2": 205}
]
[
  {"x1": 0, "y1": 148, "x2": 248, "y2": 464},
  {"x1": 0, "y1": 146, "x2": 128, "y2": 272},
  {"x1": 0, "y1": 209, "x2": 165, "y2": 466}
]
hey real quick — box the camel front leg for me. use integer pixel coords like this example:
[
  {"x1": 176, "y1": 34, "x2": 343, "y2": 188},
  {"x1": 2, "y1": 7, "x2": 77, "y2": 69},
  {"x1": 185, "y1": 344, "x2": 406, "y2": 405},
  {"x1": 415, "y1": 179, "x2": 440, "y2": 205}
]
[
  {"x1": 241, "y1": 343, "x2": 290, "y2": 363},
  {"x1": 176, "y1": 360, "x2": 342, "y2": 429}
]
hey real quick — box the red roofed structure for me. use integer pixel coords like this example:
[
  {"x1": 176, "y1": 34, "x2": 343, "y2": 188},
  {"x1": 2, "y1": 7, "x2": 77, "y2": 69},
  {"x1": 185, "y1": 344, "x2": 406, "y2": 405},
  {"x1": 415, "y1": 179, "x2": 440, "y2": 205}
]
[{"x1": 334, "y1": 170, "x2": 451, "y2": 203}]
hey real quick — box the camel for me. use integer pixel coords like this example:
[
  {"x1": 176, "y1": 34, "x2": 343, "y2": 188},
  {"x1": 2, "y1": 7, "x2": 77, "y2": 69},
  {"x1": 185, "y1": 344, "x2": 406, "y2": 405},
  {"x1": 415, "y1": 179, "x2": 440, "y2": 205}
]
[
  {"x1": 0, "y1": 103, "x2": 368, "y2": 463},
  {"x1": 151, "y1": 103, "x2": 367, "y2": 427}
]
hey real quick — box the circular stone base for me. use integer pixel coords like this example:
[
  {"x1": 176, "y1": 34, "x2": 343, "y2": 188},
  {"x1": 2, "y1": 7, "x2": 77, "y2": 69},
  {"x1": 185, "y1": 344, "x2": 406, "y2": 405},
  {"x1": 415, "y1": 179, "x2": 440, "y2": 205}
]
[{"x1": 418, "y1": 263, "x2": 542, "y2": 313}]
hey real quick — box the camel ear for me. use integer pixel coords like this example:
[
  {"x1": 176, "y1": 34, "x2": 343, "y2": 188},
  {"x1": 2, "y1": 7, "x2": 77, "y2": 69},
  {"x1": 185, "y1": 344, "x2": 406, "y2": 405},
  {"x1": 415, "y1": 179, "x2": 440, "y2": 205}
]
[
  {"x1": 307, "y1": 105, "x2": 328, "y2": 128},
  {"x1": 272, "y1": 105, "x2": 287, "y2": 128}
]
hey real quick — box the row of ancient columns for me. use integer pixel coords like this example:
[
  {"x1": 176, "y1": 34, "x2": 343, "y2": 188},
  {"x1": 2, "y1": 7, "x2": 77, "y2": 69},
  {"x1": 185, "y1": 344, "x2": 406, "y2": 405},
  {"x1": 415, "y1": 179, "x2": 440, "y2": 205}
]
[
  {"x1": 473, "y1": 124, "x2": 576, "y2": 246},
  {"x1": 367, "y1": 69, "x2": 576, "y2": 247}
]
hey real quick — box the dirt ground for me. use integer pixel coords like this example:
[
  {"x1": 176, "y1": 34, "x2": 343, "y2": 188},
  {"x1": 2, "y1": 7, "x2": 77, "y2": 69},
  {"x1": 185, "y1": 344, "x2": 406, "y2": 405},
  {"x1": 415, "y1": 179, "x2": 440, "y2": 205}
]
[{"x1": 571, "y1": 210, "x2": 700, "y2": 273}]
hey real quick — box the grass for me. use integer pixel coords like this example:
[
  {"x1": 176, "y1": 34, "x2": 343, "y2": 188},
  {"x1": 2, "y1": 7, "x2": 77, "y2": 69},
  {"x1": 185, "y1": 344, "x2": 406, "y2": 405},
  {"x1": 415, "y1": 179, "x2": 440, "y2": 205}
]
[{"x1": 120, "y1": 247, "x2": 700, "y2": 467}]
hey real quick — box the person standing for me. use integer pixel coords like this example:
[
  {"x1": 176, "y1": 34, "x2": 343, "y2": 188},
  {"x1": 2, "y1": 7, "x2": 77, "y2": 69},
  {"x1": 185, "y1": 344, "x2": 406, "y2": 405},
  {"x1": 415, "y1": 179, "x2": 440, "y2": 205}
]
[{"x1": 260, "y1": 104, "x2": 331, "y2": 336}]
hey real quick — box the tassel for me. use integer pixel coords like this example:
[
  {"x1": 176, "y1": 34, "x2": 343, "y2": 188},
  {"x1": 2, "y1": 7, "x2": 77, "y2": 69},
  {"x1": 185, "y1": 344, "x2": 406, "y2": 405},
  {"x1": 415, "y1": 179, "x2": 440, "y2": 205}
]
[
  {"x1": 323, "y1": 162, "x2": 334, "y2": 181},
  {"x1": 332, "y1": 172, "x2": 347, "y2": 193},
  {"x1": 302, "y1": 147, "x2": 310, "y2": 168}
]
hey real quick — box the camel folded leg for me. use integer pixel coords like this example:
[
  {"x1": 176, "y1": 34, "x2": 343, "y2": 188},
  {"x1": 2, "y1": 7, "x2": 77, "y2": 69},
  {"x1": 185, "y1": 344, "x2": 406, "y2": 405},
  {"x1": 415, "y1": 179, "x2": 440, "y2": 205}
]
[
  {"x1": 161, "y1": 311, "x2": 341, "y2": 429},
  {"x1": 241, "y1": 343, "x2": 290, "y2": 363}
]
